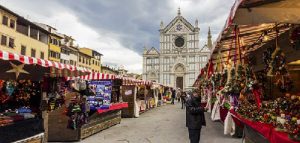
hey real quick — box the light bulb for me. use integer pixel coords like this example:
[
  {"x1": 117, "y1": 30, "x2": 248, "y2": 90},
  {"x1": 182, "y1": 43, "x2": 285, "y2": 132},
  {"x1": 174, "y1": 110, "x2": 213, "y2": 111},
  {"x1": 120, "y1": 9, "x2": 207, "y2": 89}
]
[
  {"x1": 263, "y1": 31, "x2": 269, "y2": 42},
  {"x1": 263, "y1": 35, "x2": 269, "y2": 42},
  {"x1": 242, "y1": 51, "x2": 246, "y2": 55}
]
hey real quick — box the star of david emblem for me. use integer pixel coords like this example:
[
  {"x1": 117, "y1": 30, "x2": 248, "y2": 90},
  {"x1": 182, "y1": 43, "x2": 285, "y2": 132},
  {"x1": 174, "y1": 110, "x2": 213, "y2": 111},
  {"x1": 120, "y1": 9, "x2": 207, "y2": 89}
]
[{"x1": 176, "y1": 24, "x2": 182, "y2": 31}]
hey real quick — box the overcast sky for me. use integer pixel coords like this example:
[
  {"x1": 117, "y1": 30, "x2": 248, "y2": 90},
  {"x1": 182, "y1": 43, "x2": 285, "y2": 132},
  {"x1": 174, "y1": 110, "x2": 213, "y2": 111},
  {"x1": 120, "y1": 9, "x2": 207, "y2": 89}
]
[{"x1": 0, "y1": 0, "x2": 235, "y2": 73}]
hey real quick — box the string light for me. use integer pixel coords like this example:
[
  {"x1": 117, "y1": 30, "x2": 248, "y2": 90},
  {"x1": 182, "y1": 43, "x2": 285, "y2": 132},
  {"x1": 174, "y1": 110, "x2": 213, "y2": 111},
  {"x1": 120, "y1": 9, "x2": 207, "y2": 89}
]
[
  {"x1": 240, "y1": 37, "x2": 245, "y2": 47},
  {"x1": 242, "y1": 51, "x2": 246, "y2": 55},
  {"x1": 263, "y1": 31, "x2": 269, "y2": 42}
]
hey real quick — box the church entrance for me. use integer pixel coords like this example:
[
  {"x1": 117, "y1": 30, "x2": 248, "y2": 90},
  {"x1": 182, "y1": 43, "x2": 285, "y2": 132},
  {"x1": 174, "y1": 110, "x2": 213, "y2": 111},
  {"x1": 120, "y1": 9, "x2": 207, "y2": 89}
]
[
  {"x1": 176, "y1": 76, "x2": 183, "y2": 90},
  {"x1": 174, "y1": 63, "x2": 185, "y2": 90}
]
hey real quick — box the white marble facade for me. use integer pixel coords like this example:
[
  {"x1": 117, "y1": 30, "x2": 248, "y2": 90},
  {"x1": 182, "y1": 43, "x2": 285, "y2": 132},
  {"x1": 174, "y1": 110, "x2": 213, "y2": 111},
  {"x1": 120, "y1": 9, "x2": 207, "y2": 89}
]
[{"x1": 142, "y1": 9, "x2": 211, "y2": 90}]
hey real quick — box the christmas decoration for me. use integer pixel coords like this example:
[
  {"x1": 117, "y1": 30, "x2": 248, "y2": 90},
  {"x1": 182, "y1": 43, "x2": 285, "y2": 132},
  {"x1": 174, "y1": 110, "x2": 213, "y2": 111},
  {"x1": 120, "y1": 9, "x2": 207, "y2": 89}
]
[
  {"x1": 6, "y1": 62, "x2": 29, "y2": 79},
  {"x1": 263, "y1": 44, "x2": 293, "y2": 93},
  {"x1": 237, "y1": 95, "x2": 300, "y2": 141},
  {"x1": 290, "y1": 25, "x2": 300, "y2": 50}
]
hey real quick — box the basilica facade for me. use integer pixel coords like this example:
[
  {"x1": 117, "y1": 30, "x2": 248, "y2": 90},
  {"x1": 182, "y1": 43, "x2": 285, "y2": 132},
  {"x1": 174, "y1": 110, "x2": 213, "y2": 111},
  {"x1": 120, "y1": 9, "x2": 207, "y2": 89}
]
[{"x1": 142, "y1": 9, "x2": 212, "y2": 90}]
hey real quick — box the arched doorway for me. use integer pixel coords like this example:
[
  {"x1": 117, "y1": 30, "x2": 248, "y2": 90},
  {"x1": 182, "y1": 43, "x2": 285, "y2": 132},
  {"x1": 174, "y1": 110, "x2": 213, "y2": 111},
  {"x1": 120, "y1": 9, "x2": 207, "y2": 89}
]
[
  {"x1": 148, "y1": 71, "x2": 157, "y2": 82},
  {"x1": 174, "y1": 63, "x2": 185, "y2": 90}
]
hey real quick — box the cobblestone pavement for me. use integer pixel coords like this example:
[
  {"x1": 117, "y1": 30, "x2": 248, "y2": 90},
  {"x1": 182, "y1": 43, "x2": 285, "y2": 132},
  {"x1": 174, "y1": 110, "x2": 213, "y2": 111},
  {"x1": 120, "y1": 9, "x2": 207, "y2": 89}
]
[{"x1": 77, "y1": 103, "x2": 242, "y2": 143}]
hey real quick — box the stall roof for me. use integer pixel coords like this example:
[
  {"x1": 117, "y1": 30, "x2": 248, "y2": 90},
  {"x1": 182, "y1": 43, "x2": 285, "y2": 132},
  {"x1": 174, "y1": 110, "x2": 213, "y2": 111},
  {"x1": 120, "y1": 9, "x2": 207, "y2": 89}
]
[
  {"x1": 210, "y1": 0, "x2": 299, "y2": 64},
  {"x1": 0, "y1": 49, "x2": 90, "y2": 76},
  {"x1": 194, "y1": 0, "x2": 300, "y2": 85},
  {"x1": 225, "y1": 0, "x2": 300, "y2": 28},
  {"x1": 211, "y1": 23, "x2": 290, "y2": 63},
  {"x1": 67, "y1": 72, "x2": 116, "y2": 80},
  {"x1": 67, "y1": 74, "x2": 153, "y2": 86},
  {"x1": 118, "y1": 76, "x2": 152, "y2": 86}
]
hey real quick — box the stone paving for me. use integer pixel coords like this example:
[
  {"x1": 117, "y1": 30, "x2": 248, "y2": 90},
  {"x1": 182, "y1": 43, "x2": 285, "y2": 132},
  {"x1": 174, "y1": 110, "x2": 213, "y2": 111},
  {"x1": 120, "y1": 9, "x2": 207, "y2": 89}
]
[{"x1": 76, "y1": 103, "x2": 242, "y2": 143}]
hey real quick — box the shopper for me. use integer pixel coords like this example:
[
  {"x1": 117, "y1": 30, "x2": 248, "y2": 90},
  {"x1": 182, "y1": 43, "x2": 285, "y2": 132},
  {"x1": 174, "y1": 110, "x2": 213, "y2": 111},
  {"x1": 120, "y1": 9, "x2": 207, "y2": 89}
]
[
  {"x1": 171, "y1": 88, "x2": 176, "y2": 104},
  {"x1": 180, "y1": 92, "x2": 187, "y2": 109},
  {"x1": 176, "y1": 88, "x2": 181, "y2": 103},
  {"x1": 186, "y1": 90, "x2": 206, "y2": 143}
]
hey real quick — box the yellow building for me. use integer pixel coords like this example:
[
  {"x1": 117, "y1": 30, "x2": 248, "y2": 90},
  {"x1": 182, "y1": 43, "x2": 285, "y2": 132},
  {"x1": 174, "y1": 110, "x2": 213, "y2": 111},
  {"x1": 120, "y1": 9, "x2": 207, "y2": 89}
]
[
  {"x1": 36, "y1": 23, "x2": 63, "y2": 63},
  {"x1": 49, "y1": 31, "x2": 62, "y2": 63},
  {"x1": 78, "y1": 49, "x2": 92, "y2": 71},
  {"x1": 79, "y1": 48, "x2": 102, "y2": 72},
  {"x1": 0, "y1": 5, "x2": 49, "y2": 59}
]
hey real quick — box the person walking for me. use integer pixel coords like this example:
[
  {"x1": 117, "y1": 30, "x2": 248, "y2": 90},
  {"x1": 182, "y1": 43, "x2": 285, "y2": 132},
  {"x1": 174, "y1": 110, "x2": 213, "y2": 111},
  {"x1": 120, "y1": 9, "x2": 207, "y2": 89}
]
[
  {"x1": 180, "y1": 92, "x2": 187, "y2": 109},
  {"x1": 176, "y1": 88, "x2": 182, "y2": 103},
  {"x1": 186, "y1": 90, "x2": 206, "y2": 143},
  {"x1": 171, "y1": 89, "x2": 176, "y2": 104}
]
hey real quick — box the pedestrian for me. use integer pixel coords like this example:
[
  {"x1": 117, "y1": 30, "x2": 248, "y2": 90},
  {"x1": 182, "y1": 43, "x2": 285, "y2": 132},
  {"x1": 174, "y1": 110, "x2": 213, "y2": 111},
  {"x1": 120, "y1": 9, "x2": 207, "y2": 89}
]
[
  {"x1": 171, "y1": 88, "x2": 176, "y2": 104},
  {"x1": 186, "y1": 90, "x2": 206, "y2": 143},
  {"x1": 180, "y1": 92, "x2": 187, "y2": 109},
  {"x1": 176, "y1": 88, "x2": 182, "y2": 103}
]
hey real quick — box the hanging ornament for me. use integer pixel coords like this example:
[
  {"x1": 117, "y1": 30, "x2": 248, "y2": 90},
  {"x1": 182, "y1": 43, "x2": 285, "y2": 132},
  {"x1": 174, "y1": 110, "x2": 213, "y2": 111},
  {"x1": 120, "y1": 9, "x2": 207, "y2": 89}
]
[
  {"x1": 290, "y1": 25, "x2": 300, "y2": 50},
  {"x1": 6, "y1": 81, "x2": 15, "y2": 96},
  {"x1": 6, "y1": 62, "x2": 29, "y2": 79}
]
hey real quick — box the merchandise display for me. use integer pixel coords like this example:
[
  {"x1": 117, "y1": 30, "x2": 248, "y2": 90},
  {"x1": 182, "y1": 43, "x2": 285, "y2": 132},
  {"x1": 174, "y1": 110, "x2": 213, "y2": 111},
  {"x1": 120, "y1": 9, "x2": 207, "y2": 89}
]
[
  {"x1": 237, "y1": 95, "x2": 300, "y2": 141},
  {"x1": 192, "y1": 1, "x2": 300, "y2": 142},
  {"x1": 48, "y1": 75, "x2": 129, "y2": 142},
  {"x1": 0, "y1": 80, "x2": 41, "y2": 127}
]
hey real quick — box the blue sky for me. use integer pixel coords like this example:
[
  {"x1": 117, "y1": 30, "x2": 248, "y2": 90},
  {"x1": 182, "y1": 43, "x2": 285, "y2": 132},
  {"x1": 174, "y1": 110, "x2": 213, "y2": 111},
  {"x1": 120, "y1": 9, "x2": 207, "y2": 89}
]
[{"x1": 0, "y1": 0, "x2": 235, "y2": 73}]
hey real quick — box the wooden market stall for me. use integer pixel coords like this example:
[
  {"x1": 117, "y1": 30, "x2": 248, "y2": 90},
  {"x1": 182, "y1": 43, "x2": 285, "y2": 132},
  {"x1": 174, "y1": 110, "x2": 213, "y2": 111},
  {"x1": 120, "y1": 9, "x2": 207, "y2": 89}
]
[
  {"x1": 47, "y1": 73, "x2": 128, "y2": 142},
  {"x1": 151, "y1": 82, "x2": 165, "y2": 107},
  {"x1": 0, "y1": 50, "x2": 89, "y2": 143},
  {"x1": 120, "y1": 77, "x2": 153, "y2": 118},
  {"x1": 193, "y1": 0, "x2": 300, "y2": 142}
]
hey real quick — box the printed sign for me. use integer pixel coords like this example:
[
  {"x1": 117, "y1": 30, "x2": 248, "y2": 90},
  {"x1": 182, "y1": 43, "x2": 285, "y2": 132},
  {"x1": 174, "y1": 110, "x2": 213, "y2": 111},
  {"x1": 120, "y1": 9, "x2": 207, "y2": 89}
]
[
  {"x1": 125, "y1": 90, "x2": 132, "y2": 96},
  {"x1": 87, "y1": 80, "x2": 112, "y2": 109}
]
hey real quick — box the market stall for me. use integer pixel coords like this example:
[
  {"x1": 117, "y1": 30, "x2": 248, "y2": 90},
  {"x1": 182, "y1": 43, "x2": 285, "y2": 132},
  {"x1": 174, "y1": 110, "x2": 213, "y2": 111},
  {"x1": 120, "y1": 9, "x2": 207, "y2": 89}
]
[
  {"x1": 48, "y1": 73, "x2": 128, "y2": 142},
  {"x1": 120, "y1": 77, "x2": 153, "y2": 118},
  {"x1": 0, "y1": 50, "x2": 89, "y2": 143},
  {"x1": 151, "y1": 82, "x2": 164, "y2": 107},
  {"x1": 193, "y1": 0, "x2": 300, "y2": 142},
  {"x1": 162, "y1": 86, "x2": 173, "y2": 104}
]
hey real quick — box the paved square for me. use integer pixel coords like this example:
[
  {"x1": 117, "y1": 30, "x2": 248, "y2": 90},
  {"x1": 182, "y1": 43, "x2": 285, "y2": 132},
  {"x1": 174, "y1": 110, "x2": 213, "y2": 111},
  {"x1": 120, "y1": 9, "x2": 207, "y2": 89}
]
[{"x1": 78, "y1": 103, "x2": 241, "y2": 143}]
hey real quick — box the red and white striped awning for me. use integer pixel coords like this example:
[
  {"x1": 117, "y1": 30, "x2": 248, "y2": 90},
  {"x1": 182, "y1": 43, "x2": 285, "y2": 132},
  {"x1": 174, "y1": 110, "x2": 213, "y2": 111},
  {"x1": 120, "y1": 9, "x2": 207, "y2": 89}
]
[
  {"x1": 67, "y1": 72, "x2": 116, "y2": 80},
  {"x1": 118, "y1": 76, "x2": 152, "y2": 86},
  {"x1": 0, "y1": 49, "x2": 90, "y2": 76}
]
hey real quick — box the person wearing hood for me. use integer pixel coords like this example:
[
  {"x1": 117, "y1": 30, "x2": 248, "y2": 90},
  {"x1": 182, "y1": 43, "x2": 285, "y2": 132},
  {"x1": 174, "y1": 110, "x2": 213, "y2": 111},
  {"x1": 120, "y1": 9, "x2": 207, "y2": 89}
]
[{"x1": 186, "y1": 90, "x2": 206, "y2": 143}]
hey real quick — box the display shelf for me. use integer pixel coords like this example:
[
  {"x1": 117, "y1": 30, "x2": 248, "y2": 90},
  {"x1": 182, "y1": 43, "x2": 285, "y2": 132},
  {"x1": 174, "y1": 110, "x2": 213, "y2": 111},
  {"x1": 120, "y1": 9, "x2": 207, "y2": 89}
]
[{"x1": 231, "y1": 111, "x2": 300, "y2": 143}]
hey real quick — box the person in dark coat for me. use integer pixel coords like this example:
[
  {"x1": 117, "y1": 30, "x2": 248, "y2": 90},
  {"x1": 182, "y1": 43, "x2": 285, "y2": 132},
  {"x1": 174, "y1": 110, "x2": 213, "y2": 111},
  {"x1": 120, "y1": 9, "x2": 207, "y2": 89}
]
[
  {"x1": 186, "y1": 90, "x2": 206, "y2": 143},
  {"x1": 180, "y1": 92, "x2": 187, "y2": 109},
  {"x1": 171, "y1": 89, "x2": 176, "y2": 104}
]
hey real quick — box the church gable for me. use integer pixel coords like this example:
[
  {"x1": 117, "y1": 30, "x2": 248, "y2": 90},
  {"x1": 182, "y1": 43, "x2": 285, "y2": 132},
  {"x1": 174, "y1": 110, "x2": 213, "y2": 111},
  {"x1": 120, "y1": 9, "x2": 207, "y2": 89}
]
[
  {"x1": 163, "y1": 16, "x2": 195, "y2": 34},
  {"x1": 147, "y1": 47, "x2": 160, "y2": 55}
]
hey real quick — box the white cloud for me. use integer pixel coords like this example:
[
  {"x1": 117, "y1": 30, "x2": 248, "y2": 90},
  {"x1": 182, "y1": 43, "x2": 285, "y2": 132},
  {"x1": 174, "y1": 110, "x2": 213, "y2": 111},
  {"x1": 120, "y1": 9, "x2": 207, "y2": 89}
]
[
  {"x1": 0, "y1": 1, "x2": 143, "y2": 73},
  {"x1": 49, "y1": 13, "x2": 143, "y2": 74}
]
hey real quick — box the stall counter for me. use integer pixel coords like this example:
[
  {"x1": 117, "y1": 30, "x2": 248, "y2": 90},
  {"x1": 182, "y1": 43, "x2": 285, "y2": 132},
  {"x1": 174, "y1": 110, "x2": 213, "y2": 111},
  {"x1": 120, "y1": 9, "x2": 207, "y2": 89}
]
[
  {"x1": 48, "y1": 103, "x2": 128, "y2": 142},
  {"x1": 230, "y1": 111, "x2": 299, "y2": 143}
]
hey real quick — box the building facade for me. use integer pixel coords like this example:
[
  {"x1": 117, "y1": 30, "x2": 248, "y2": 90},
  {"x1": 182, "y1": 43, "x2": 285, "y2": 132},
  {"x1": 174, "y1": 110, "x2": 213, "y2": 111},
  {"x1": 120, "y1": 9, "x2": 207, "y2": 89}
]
[
  {"x1": 142, "y1": 9, "x2": 211, "y2": 90},
  {"x1": 0, "y1": 5, "x2": 49, "y2": 59},
  {"x1": 36, "y1": 23, "x2": 63, "y2": 63},
  {"x1": 60, "y1": 35, "x2": 79, "y2": 66},
  {"x1": 117, "y1": 66, "x2": 128, "y2": 77},
  {"x1": 78, "y1": 48, "x2": 102, "y2": 72},
  {"x1": 101, "y1": 65, "x2": 119, "y2": 75}
]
